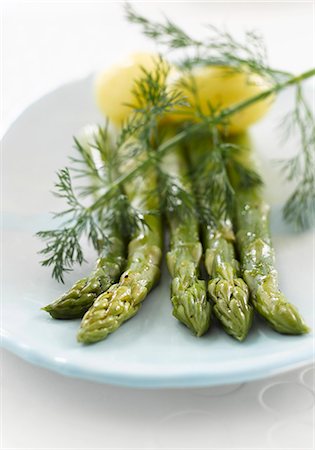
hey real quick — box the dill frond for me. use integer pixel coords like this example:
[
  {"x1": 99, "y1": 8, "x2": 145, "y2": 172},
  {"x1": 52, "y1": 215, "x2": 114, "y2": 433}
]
[
  {"x1": 36, "y1": 127, "x2": 140, "y2": 282},
  {"x1": 38, "y1": 7, "x2": 315, "y2": 283},
  {"x1": 278, "y1": 84, "x2": 315, "y2": 229},
  {"x1": 125, "y1": 3, "x2": 315, "y2": 231},
  {"x1": 125, "y1": 3, "x2": 289, "y2": 83},
  {"x1": 36, "y1": 168, "x2": 107, "y2": 283}
]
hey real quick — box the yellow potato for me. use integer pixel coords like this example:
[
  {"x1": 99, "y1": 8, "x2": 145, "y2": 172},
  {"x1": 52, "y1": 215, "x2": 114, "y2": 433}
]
[
  {"x1": 95, "y1": 52, "x2": 172, "y2": 126},
  {"x1": 167, "y1": 66, "x2": 274, "y2": 134}
]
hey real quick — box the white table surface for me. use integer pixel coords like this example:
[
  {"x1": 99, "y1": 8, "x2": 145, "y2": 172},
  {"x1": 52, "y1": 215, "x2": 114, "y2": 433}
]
[{"x1": 1, "y1": 1, "x2": 314, "y2": 449}]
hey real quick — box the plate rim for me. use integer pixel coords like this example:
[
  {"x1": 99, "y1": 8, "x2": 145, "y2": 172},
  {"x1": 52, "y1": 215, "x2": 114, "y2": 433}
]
[
  {"x1": 1, "y1": 332, "x2": 313, "y2": 388},
  {"x1": 1, "y1": 75, "x2": 314, "y2": 388}
]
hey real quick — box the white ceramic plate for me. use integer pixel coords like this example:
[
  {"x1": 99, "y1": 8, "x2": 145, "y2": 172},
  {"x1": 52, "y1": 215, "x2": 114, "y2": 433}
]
[{"x1": 1, "y1": 75, "x2": 314, "y2": 387}]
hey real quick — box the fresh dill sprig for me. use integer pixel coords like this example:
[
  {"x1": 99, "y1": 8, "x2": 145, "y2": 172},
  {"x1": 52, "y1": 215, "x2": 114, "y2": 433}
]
[
  {"x1": 38, "y1": 9, "x2": 315, "y2": 281},
  {"x1": 36, "y1": 126, "x2": 143, "y2": 282},
  {"x1": 125, "y1": 3, "x2": 197, "y2": 50},
  {"x1": 278, "y1": 84, "x2": 315, "y2": 229},
  {"x1": 125, "y1": 3, "x2": 288, "y2": 82},
  {"x1": 125, "y1": 3, "x2": 315, "y2": 230},
  {"x1": 37, "y1": 168, "x2": 107, "y2": 282},
  {"x1": 120, "y1": 56, "x2": 187, "y2": 149}
]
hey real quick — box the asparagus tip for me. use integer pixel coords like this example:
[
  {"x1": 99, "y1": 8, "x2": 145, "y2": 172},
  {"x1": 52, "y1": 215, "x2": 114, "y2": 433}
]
[
  {"x1": 209, "y1": 278, "x2": 253, "y2": 341},
  {"x1": 171, "y1": 280, "x2": 211, "y2": 337},
  {"x1": 254, "y1": 282, "x2": 310, "y2": 335}
]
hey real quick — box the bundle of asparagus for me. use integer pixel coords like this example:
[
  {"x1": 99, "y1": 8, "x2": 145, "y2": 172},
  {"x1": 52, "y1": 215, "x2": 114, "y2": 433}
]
[{"x1": 37, "y1": 5, "x2": 313, "y2": 344}]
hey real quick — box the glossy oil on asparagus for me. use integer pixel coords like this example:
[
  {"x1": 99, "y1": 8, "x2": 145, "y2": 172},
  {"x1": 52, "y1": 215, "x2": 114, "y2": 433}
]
[
  {"x1": 187, "y1": 134, "x2": 253, "y2": 341},
  {"x1": 161, "y1": 129, "x2": 211, "y2": 336},
  {"x1": 227, "y1": 133, "x2": 309, "y2": 334},
  {"x1": 77, "y1": 140, "x2": 163, "y2": 343},
  {"x1": 42, "y1": 234, "x2": 125, "y2": 319}
]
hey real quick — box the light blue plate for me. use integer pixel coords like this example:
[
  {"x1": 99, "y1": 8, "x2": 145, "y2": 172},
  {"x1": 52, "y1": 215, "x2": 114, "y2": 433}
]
[{"x1": 1, "y1": 76, "x2": 314, "y2": 388}]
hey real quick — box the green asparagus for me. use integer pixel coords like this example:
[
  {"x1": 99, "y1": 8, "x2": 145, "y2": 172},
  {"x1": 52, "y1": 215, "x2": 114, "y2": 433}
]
[
  {"x1": 42, "y1": 128, "x2": 126, "y2": 319},
  {"x1": 77, "y1": 143, "x2": 163, "y2": 344},
  {"x1": 228, "y1": 133, "x2": 309, "y2": 335},
  {"x1": 42, "y1": 234, "x2": 125, "y2": 319},
  {"x1": 187, "y1": 136, "x2": 253, "y2": 341},
  {"x1": 162, "y1": 131, "x2": 210, "y2": 336}
]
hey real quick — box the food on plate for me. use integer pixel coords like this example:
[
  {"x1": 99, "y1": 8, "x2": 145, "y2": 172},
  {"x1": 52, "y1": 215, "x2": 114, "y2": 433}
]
[
  {"x1": 168, "y1": 66, "x2": 274, "y2": 133},
  {"x1": 41, "y1": 129, "x2": 126, "y2": 318},
  {"x1": 37, "y1": 4, "x2": 313, "y2": 343},
  {"x1": 187, "y1": 133, "x2": 253, "y2": 341},
  {"x1": 95, "y1": 52, "x2": 175, "y2": 126},
  {"x1": 228, "y1": 133, "x2": 310, "y2": 334},
  {"x1": 77, "y1": 139, "x2": 163, "y2": 344},
  {"x1": 162, "y1": 128, "x2": 211, "y2": 336}
]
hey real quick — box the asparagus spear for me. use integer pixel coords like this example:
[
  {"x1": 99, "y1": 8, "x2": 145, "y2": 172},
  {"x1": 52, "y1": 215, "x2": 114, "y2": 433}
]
[
  {"x1": 162, "y1": 131, "x2": 210, "y2": 336},
  {"x1": 187, "y1": 136, "x2": 253, "y2": 341},
  {"x1": 42, "y1": 234, "x2": 125, "y2": 319},
  {"x1": 42, "y1": 129, "x2": 126, "y2": 319},
  {"x1": 77, "y1": 142, "x2": 163, "y2": 344},
  {"x1": 228, "y1": 133, "x2": 309, "y2": 334}
]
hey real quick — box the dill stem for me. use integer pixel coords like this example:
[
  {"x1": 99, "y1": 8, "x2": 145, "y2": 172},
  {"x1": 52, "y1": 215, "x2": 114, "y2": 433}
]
[
  {"x1": 89, "y1": 67, "x2": 315, "y2": 212},
  {"x1": 220, "y1": 67, "x2": 315, "y2": 120}
]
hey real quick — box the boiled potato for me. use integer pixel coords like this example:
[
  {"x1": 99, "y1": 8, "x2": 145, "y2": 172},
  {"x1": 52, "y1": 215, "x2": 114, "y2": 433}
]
[
  {"x1": 95, "y1": 54, "x2": 272, "y2": 133},
  {"x1": 168, "y1": 66, "x2": 273, "y2": 133},
  {"x1": 95, "y1": 52, "x2": 173, "y2": 126}
]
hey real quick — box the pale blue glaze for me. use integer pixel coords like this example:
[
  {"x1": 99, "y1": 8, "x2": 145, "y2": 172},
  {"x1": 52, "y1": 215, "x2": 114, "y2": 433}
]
[{"x1": 1, "y1": 76, "x2": 313, "y2": 388}]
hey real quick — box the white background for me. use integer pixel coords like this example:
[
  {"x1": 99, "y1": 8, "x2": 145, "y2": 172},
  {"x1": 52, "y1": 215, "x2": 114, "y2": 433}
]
[{"x1": 1, "y1": 1, "x2": 314, "y2": 449}]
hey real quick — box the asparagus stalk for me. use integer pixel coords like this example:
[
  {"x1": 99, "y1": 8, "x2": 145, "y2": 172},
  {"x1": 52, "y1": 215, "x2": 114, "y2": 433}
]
[
  {"x1": 77, "y1": 142, "x2": 163, "y2": 344},
  {"x1": 42, "y1": 129, "x2": 126, "y2": 319},
  {"x1": 162, "y1": 131, "x2": 211, "y2": 336},
  {"x1": 42, "y1": 234, "x2": 125, "y2": 319},
  {"x1": 228, "y1": 133, "x2": 309, "y2": 334},
  {"x1": 187, "y1": 137, "x2": 253, "y2": 341}
]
